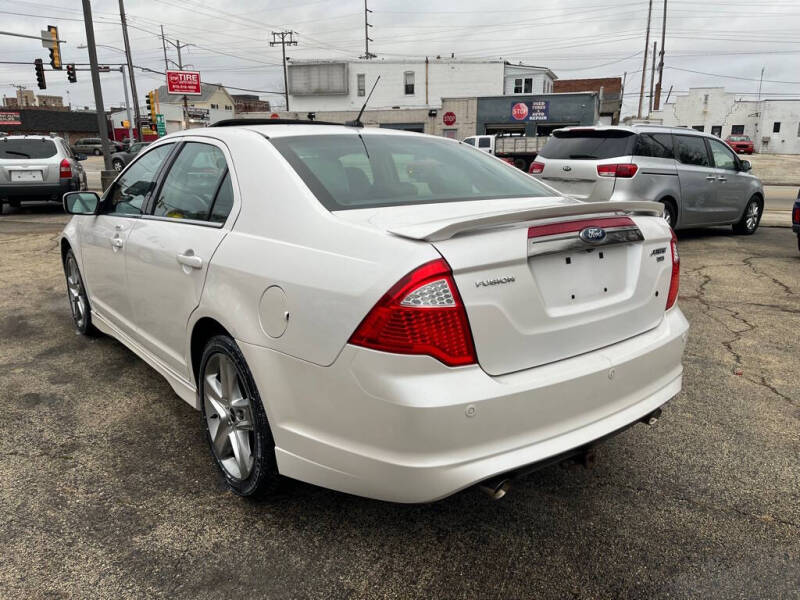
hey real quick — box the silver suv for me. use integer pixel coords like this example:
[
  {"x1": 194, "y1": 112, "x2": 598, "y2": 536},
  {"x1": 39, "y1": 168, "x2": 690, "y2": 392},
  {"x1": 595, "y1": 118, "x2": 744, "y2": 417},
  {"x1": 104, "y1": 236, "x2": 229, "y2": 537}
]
[
  {"x1": 0, "y1": 135, "x2": 88, "y2": 214},
  {"x1": 529, "y1": 125, "x2": 764, "y2": 233}
]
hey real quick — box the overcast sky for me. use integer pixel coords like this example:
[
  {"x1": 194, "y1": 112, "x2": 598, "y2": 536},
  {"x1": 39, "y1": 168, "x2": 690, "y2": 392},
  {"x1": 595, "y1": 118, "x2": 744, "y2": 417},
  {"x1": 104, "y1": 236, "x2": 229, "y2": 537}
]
[{"x1": 1, "y1": 0, "x2": 799, "y2": 117}]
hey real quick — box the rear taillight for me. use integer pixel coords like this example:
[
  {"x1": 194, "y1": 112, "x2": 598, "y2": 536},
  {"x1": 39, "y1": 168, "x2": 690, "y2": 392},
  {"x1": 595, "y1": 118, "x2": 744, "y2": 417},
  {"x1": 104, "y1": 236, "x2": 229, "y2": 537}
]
[
  {"x1": 59, "y1": 158, "x2": 72, "y2": 178},
  {"x1": 348, "y1": 259, "x2": 477, "y2": 366},
  {"x1": 666, "y1": 229, "x2": 680, "y2": 310},
  {"x1": 597, "y1": 163, "x2": 638, "y2": 178},
  {"x1": 792, "y1": 206, "x2": 800, "y2": 225},
  {"x1": 528, "y1": 161, "x2": 544, "y2": 174}
]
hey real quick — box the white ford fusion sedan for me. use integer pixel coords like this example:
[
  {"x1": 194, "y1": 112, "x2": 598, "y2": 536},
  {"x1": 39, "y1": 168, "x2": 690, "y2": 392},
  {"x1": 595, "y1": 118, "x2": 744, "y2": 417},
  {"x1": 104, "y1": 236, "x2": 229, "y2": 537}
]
[{"x1": 60, "y1": 121, "x2": 688, "y2": 503}]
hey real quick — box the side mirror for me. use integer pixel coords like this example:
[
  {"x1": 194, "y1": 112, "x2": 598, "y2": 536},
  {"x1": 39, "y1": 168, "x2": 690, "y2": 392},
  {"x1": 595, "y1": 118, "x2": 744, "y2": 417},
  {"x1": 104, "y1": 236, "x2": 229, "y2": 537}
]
[
  {"x1": 75, "y1": 153, "x2": 87, "y2": 161},
  {"x1": 63, "y1": 191, "x2": 100, "y2": 215},
  {"x1": 740, "y1": 159, "x2": 752, "y2": 172}
]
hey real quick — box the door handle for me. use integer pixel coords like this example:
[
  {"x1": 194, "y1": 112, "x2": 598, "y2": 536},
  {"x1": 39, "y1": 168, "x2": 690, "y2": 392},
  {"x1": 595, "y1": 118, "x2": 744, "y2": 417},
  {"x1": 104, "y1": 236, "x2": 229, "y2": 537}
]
[
  {"x1": 110, "y1": 238, "x2": 123, "y2": 248},
  {"x1": 705, "y1": 176, "x2": 716, "y2": 181},
  {"x1": 717, "y1": 177, "x2": 727, "y2": 183},
  {"x1": 177, "y1": 252, "x2": 203, "y2": 269}
]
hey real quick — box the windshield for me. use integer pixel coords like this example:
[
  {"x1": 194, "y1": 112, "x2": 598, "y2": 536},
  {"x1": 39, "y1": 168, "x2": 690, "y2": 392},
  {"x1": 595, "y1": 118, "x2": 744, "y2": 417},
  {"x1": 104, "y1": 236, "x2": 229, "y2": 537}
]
[
  {"x1": 538, "y1": 130, "x2": 634, "y2": 160},
  {"x1": 0, "y1": 139, "x2": 57, "y2": 159},
  {"x1": 270, "y1": 134, "x2": 553, "y2": 210}
]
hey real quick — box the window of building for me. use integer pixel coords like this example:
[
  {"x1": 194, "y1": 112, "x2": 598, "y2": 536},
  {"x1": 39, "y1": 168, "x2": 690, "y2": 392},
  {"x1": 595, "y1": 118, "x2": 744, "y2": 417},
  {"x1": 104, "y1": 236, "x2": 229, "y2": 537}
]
[
  {"x1": 691, "y1": 125, "x2": 704, "y2": 132},
  {"x1": 210, "y1": 103, "x2": 219, "y2": 109},
  {"x1": 404, "y1": 71, "x2": 415, "y2": 95},
  {"x1": 773, "y1": 122, "x2": 781, "y2": 133},
  {"x1": 731, "y1": 125, "x2": 745, "y2": 135},
  {"x1": 224, "y1": 105, "x2": 232, "y2": 110},
  {"x1": 523, "y1": 78, "x2": 533, "y2": 94},
  {"x1": 711, "y1": 125, "x2": 722, "y2": 137},
  {"x1": 797, "y1": 122, "x2": 800, "y2": 137},
  {"x1": 513, "y1": 78, "x2": 523, "y2": 93},
  {"x1": 357, "y1": 73, "x2": 365, "y2": 97}
]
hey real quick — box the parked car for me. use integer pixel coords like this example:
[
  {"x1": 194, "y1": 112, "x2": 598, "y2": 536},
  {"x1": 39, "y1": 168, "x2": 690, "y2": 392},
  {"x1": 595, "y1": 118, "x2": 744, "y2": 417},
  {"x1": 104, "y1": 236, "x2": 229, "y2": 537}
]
[
  {"x1": 792, "y1": 190, "x2": 800, "y2": 252},
  {"x1": 0, "y1": 135, "x2": 87, "y2": 213},
  {"x1": 60, "y1": 121, "x2": 687, "y2": 503},
  {"x1": 725, "y1": 135, "x2": 754, "y2": 154},
  {"x1": 462, "y1": 134, "x2": 544, "y2": 172},
  {"x1": 528, "y1": 125, "x2": 764, "y2": 233},
  {"x1": 111, "y1": 141, "x2": 151, "y2": 171},
  {"x1": 71, "y1": 137, "x2": 123, "y2": 156}
]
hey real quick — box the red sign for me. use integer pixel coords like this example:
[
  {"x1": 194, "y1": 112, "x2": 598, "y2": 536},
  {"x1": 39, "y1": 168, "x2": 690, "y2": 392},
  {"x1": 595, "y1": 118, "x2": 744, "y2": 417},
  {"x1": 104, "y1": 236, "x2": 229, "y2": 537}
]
[
  {"x1": 270, "y1": 113, "x2": 280, "y2": 119},
  {"x1": 511, "y1": 102, "x2": 529, "y2": 121},
  {"x1": 166, "y1": 70, "x2": 202, "y2": 95},
  {"x1": 0, "y1": 111, "x2": 21, "y2": 125},
  {"x1": 442, "y1": 111, "x2": 456, "y2": 126}
]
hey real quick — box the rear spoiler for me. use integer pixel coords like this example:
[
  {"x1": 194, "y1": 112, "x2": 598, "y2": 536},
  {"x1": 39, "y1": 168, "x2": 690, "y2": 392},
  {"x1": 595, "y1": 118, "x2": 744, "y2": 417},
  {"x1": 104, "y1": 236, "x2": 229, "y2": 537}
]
[{"x1": 387, "y1": 201, "x2": 663, "y2": 242}]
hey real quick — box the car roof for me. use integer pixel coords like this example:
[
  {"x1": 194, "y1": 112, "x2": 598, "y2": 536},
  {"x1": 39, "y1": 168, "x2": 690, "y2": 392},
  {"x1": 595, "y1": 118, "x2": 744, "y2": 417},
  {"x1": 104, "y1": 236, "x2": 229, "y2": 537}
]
[
  {"x1": 1, "y1": 135, "x2": 61, "y2": 141},
  {"x1": 163, "y1": 121, "x2": 427, "y2": 141},
  {"x1": 553, "y1": 124, "x2": 709, "y2": 137}
]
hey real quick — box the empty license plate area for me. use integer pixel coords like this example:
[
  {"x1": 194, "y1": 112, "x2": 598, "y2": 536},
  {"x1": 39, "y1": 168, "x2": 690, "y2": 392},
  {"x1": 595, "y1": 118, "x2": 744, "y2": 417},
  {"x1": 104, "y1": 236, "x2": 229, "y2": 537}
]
[
  {"x1": 529, "y1": 243, "x2": 637, "y2": 313},
  {"x1": 11, "y1": 170, "x2": 43, "y2": 182}
]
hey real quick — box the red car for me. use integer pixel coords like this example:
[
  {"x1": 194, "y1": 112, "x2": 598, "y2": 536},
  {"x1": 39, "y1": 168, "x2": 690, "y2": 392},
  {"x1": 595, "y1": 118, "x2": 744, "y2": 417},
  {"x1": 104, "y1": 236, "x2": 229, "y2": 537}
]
[{"x1": 726, "y1": 135, "x2": 754, "y2": 154}]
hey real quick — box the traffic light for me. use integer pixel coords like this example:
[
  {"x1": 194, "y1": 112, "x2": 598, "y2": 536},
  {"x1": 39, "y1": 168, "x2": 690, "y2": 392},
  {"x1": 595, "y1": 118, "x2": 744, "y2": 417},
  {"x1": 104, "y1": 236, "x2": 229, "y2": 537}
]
[
  {"x1": 145, "y1": 91, "x2": 156, "y2": 122},
  {"x1": 34, "y1": 59, "x2": 46, "y2": 90},
  {"x1": 47, "y1": 25, "x2": 61, "y2": 70},
  {"x1": 66, "y1": 63, "x2": 76, "y2": 83}
]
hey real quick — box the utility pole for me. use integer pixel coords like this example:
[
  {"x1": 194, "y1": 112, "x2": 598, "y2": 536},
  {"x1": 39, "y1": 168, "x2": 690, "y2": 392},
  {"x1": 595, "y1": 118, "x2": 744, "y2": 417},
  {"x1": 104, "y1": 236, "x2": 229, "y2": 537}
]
[
  {"x1": 160, "y1": 25, "x2": 169, "y2": 73},
  {"x1": 649, "y1": 41, "x2": 657, "y2": 116},
  {"x1": 81, "y1": 0, "x2": 113, "y2": 179},
  {"x1": 118, "y1": 0, "x2": 142, "y2": 141},
  {"x1": 654, "y1": 0, "x2": 667, "y2": 110},
  {"x1": 637, "y1": 0, "x2": 653, "y2": 119},
  {"x1": 270, "y1": 31, "x2": 297, "y2": 111},
  {"x1": 361, "y1": 0, "x2": 376, "y2": 59},
  {"x1": 120, "y1": 65, "x2": 134, "y2": 143},
  {"x1": 176, "y1": 39, "x2": 190, "y2": 127},
  {"x1": 757, "y1": 66, "x2": 764, "y2": 100}
]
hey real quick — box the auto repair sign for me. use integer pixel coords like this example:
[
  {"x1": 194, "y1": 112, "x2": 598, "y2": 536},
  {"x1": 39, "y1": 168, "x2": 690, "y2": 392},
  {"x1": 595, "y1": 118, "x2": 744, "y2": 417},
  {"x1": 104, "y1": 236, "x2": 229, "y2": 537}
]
[
  {"x1": 510, "y1": 100, "x2": 549, "y2": 121},
  {"x1": 166, "y1": 70, "x2": 202, "y2": 95},
  {"x1": 0, "y1": 111, "x2": 21, "y2": 125}
]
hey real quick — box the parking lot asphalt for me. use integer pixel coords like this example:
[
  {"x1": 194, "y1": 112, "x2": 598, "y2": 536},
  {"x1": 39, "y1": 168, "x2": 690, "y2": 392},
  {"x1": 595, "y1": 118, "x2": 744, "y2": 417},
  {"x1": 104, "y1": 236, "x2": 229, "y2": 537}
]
[{"x1": 0, "y1": 208, "x2": 798, "y2": 599}]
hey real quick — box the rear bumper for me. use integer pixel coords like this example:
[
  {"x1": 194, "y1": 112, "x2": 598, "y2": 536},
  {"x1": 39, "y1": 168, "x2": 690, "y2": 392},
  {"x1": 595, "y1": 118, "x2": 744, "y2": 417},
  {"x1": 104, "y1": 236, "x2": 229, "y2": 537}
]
[
  {"x1": 0, "y1": 178, "x2": 76, "y2": 200},
  {"x1": 239, "y1": 307, "x2": 689, "y2": 503}
]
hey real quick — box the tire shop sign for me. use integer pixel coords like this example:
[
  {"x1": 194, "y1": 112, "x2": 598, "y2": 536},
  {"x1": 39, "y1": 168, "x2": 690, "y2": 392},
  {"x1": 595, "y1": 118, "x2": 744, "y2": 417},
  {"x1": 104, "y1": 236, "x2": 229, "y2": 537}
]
[
  {"x1": 510, "y1": 100, "x2": 549, "y2": 121},
  {"x1": 166, "y1": 70, "x2": 202, "y2": 95}
]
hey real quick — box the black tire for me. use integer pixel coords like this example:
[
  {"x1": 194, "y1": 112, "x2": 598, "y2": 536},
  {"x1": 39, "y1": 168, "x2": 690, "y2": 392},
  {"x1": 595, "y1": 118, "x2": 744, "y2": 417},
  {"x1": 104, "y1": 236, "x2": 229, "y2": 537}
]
[
  {"x1": 199, "y1": 335, "x2": 281, "y2": 498},
  {"x1": 732, "y1": 196, "x2": 761, "y2": 235},
  {"x1": 63, "y1": 249, "x2": 97, "y2": 335},
  {"x1": 513, "y1": 158, "x2": 527, "y2": 171},
  {"x1": 112, "y1": 159, "x2": 124, "y2": 172},
  {"x1": 660, "y1": 199, "x2": 677, "y2": 229},
  {"x1": 93, "y1": 148, "x2": 101, "y2": 156}
]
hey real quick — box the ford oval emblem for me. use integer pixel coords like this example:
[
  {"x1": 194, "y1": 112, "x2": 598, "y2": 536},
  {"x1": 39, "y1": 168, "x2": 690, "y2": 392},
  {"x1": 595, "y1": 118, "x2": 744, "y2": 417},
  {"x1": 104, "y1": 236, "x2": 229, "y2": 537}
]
[{"x1": 579, "y1": 226, "x2": 606, "y2": 243}]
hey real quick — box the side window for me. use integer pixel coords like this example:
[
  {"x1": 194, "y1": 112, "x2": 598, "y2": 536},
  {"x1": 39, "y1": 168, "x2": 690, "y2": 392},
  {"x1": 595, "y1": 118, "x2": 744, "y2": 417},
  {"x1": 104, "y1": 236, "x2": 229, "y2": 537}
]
[
  {"x1": 634, "y1": 133, "x2": 673, "y2": 159},
  {"x1": 674, "y1": 135, "x2": 710, "y2": 167},
  {"x1": 210, "y1": 172, "x2": 234, "y2": 224},
  {"x1": 105, "y1": 144, "x2": 174, "y2": 215},
  {"x1": 478, "y1": 137, "x2": 491, "y2": 148},
  {"x1": 463, "y1": 137, "x2": 475, "y2": 146},
  {"x1": 153, "y1": 142, "x2": 228, "y2": 221},
  {"x1": 357, "y1": 73, "x2": 365, "y2": 97},
  {"x1": 708, "y1": 138, "x2": 737, "y2": 171}
]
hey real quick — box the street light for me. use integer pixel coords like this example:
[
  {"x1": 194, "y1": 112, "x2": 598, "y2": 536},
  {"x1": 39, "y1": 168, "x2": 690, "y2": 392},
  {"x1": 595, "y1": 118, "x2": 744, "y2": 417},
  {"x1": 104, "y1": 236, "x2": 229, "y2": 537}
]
[{"x1": 78, "y1": 43, "x2": 134, "y2": 144}]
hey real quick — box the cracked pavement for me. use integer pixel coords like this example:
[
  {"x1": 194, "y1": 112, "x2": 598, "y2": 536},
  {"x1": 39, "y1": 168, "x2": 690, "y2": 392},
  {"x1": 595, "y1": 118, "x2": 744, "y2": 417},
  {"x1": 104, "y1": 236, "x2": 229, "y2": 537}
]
[{"x1": 0, "y1": 209, "x2": 798, "y2": 599}]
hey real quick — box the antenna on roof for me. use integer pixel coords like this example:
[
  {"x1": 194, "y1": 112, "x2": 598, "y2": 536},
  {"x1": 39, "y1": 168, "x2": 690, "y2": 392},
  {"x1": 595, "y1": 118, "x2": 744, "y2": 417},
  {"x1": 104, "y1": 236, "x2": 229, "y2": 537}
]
[{"x1": 346, "y1": 75, "x2": 380, "y2": 128}]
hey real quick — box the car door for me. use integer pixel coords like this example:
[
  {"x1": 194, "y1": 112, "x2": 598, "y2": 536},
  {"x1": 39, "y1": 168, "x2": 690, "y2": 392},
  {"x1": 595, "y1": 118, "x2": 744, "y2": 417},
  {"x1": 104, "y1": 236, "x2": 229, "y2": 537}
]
[
  {"x1": 78, "y1": 143, "x2": 175, "y2": 334},
  {"x1": 124, "y1": 139, "x2": 237, "y2": 378},
  {"x1": 706, "y1": 137, "x2": 749, "y2": 222},
  {"x1": 673, "y1": 134, "x2": 718, "y2": 226}
]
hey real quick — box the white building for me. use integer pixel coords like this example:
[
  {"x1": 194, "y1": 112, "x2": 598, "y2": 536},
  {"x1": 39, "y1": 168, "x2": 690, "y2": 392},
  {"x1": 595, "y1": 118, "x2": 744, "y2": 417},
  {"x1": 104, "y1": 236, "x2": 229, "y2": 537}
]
[
  {"x1": 649, "y1": 87, "x2": 800, "y2": 154},
  {"x1": 286, "y1": 59, "x2": 556, "y2": 112}
]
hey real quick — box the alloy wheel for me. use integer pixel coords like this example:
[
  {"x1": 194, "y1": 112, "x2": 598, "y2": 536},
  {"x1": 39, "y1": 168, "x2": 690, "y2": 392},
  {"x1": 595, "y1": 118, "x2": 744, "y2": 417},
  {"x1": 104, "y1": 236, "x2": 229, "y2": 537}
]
[
  {"x1": 203, "y1": 353, "x2": 255, "y2": 481},
  {"x1": 66, "y1": 256, "x2": 87, "y2": 329},
  {"x1": 745, "y1": 200, "x2": 760, "y2": 232}
]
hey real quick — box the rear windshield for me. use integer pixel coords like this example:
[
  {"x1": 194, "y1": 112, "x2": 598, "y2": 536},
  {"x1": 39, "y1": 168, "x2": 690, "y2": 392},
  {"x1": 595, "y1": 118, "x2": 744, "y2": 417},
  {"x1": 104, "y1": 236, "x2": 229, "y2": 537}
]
[
  {"x1": 729, "y1": 136, "x2": 750, "y2": 141},
  {"x1": 538, "y1": 130, "x2": 634, "y2": 160},
  {"x1": 0, "y1": 139, "x2": 58, "y2": 159},
  {"x1": 270, "y1": 134, "x2": 552, "y2": 210}
]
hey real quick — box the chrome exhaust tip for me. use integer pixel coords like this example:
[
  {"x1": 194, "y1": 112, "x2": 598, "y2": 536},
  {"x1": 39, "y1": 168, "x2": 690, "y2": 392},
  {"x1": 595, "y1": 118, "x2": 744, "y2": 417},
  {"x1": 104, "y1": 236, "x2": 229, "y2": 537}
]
[
  {"x1": 478, "y1": 478, "x2": 512, "y2": 500},
  {"x1": 640, "y1": 407, "x2": 662, "y2": 426}
]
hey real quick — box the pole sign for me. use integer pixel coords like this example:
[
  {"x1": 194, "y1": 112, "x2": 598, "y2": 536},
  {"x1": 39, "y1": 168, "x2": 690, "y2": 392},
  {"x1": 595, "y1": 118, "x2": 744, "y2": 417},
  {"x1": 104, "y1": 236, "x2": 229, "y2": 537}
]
[
  {"x1": 442, "y1": 111, "x2": 456, "y2": 126},
  {"x1": 0, "y1": 111, "x2": 21, "y2": 125},
  {"x1": 510, "y1": 100, "x2": 549, "y2": 122},
  {"x1": 166, "y1": 70, "x2": 202, "y2": 95},
  {"x1": 156, "y1": 113, "x2": 166, "y2": 136}
]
